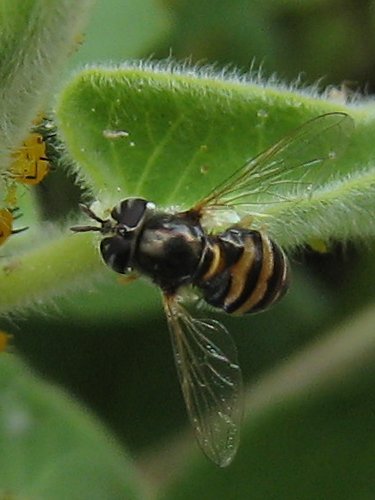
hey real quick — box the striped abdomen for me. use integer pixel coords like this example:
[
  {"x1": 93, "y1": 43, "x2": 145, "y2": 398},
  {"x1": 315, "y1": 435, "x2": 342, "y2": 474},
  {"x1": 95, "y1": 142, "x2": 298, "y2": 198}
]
[{"x1": 195, "y1": 228, "x2": 289, "y2": 315}]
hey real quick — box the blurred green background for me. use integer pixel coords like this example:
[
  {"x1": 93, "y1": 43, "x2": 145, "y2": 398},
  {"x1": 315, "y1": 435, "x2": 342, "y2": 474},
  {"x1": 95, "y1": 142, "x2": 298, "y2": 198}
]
[{"x1": 2, "y1": 0, "x2": 375, "y2": 498}]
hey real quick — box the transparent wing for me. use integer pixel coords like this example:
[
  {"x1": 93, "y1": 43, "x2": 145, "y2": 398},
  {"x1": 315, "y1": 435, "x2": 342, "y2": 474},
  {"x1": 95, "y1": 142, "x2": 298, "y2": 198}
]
[
  {"x1": 192, "y1": 112, "x2": 354, "y2": 220},
  {"x1": 163, "y1": 294, "x2": 243, "y2": 467}
]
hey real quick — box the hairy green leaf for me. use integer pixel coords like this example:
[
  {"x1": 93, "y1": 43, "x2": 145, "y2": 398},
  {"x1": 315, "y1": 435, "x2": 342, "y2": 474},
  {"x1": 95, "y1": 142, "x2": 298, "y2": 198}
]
[
  {"x1": 0, "y1": 355, "x2": 145, "y2": 499},
  {"x1": 57, "y1": 63, "x2": 375, "y2": 248},
  {"x1": 0, "y1": 0, "x2": 94, "y2": 162},
  {"x1": 2, "y1": 62, "x2": 374, "y2": 314}
]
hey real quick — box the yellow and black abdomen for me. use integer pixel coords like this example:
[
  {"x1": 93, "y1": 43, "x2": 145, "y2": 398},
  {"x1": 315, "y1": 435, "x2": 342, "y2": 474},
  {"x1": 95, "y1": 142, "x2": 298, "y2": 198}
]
[{"x1": 196, "y1": 228, "x2": 289, "y2": 315}]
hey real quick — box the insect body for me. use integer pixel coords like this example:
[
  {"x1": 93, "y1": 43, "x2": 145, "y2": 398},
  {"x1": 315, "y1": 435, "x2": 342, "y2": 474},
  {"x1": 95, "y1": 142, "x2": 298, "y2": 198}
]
[
  {"x1": 0, "y1": 330, "x2": 12, "y2": 353},
  {"x1": 8, "y1": 114, "x2": 60, "y2": 188},
  {"x1": 71, "y1": 112, "x2": 353, "y2": 467},
  {"x1": 77, "y1": 200, "x2": 289, "y2": 313},
  {"x1": 4, "y1": 115, "x2": 62, "y2": 209},
  {"x1": 195, "y1": 227, "x2": 289, "y2": 315},
  {"x1": 0, "y1": 208, "x2": 28, "y2": 246},
  {"x1": 10, "y1": 131, "x2": 50, "y2": 186}
]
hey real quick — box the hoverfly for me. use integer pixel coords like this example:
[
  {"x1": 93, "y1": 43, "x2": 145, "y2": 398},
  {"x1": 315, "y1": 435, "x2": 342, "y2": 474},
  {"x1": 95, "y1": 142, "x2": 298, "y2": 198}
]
[{"x1": 71, "y1": 112, "x2": 353, "y2": 467}]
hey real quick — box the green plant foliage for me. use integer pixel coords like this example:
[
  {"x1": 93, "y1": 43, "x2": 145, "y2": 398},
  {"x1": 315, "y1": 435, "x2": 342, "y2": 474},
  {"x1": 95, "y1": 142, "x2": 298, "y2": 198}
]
[
  {"x1": 0, "y1": 0, "x2": 94, "y2": 160},
  {"x1": 0, "y1": 355, "x2": 145, "y2": 499},
  {"x1": 57, "y1": 64, "x2": 353, "y2": 203},
  {"x1": 0, "y1": 2, "x2": 374, "y2": 497},
  {"x1": 2, "y1": 62, "x2": 375, "y2": 314},
  {"x1": 0, "y1": 0, "x2": 96, "y2": 314},
  {"x1": 57, "y1": 63, "x2": 374, "y2": 248}
]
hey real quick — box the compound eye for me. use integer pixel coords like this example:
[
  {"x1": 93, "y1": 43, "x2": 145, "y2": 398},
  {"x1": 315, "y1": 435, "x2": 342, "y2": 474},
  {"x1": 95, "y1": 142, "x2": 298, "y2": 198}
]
[
  {"x1": 111, "y1": 198, "x2": 148, "y2": 228},
  {"x1": 100, "y1": 236, "x2": 132, "y2": 274}
]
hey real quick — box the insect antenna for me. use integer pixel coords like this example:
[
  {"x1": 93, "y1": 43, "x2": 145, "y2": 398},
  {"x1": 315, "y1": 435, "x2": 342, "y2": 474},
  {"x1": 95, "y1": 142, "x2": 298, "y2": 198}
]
[
  {"x1": 70, "y1": 224, "x2": 103, "y2": 233},
  {"x1": 70, "y1": 204, "x2": 113, "y2": 234},
  {"x1": 78, "y1": 203, "x2": 107, "y2": 224}
]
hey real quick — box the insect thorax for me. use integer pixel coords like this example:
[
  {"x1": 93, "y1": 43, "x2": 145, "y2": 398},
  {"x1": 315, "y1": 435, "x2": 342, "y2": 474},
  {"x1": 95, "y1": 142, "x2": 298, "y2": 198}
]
[{"x1": 134, "y1": 213, "x2": 206, "y2": 293}]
